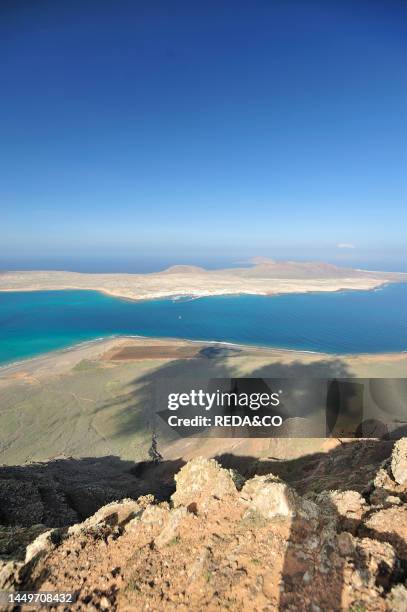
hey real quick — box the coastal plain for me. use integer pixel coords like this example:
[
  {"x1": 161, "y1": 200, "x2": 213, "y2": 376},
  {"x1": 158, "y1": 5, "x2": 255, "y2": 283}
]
[{"x1": 1, "y1": 336, "x2": 406, "y2": 466}]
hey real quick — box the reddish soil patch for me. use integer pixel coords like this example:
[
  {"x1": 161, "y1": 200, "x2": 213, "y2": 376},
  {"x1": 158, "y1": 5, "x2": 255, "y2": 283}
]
[{"x1": 101, "y1": 345, "x2": 202, "y2": 361}]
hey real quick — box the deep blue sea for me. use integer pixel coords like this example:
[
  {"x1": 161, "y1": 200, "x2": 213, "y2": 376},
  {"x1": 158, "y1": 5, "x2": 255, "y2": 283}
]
[{"x1": 1, "y1": 283, "x2": 407, "y2": 365}]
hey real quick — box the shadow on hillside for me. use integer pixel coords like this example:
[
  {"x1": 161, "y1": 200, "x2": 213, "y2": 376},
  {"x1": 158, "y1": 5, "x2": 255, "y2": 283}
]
[
  {"x1": 0, "y1": 454, "x2": 185, "y2": 533},
  {"x1": 215, "y1": 438, "x2": 395, "y2": 495},
  {"x1": 276, "y1": 484, "x2": 406, "y2": 610},
  {"x1": 96, "y1": 348, "x2": 354, "y2": 442}
]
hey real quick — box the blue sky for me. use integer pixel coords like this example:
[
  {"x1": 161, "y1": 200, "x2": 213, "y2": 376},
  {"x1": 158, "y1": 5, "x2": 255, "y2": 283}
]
[{"x1": 1, "y1": 0, "x2": 406, "y2": 271}]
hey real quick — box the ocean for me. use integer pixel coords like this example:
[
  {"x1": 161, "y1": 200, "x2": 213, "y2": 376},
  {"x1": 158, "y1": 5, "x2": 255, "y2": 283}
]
[{"x1": 0, "y1": 283, "x2": 407, "y2": 365}]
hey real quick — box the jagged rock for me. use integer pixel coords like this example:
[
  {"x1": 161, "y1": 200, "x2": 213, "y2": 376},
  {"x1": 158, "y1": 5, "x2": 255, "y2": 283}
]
[
  {"x1": 0, "y1": 524, "x2": 48, "y2": 562},
  {"x1": 391, "y1": 438, "x2": 407, "y2": 485},
  {"x1": 99, "y1": 596, "x2": 111, "y2": 611},
  {"x1": 336, "y1": 532, "x2": 355, "y2": 557},
  {"x1": 386, "y1": 584, "x2": 407, "y2": 611},
  {"x1": 68, "y1": 498, "x2": 146, "y2": 535},
  {"x1": 0, "y1": 560, "x2": 23, "y2": 590},
  {"x1": 154, "y1": 508, "x2": 188, "y2": 549},
  {"x1": 2, "y1": 453, "x2": 406, "y2": 611},
  {"x1": 354, "y1": 538, "x2": 397, "y2": 591},
  {"x1": 171, "y1": 457, "x2": 238, "y2": 513},
  {"x1": 316, "y1": 490, "x2": 366, "y2": 533},
  {"x1": 371, "y1": 465, "x2": 405, "y2": 505},
  {"x1": 25, "y1": 529, "x2": 60, "y2": 563},
  {"x1": 240, "y1": 474, "x2": 304, "y2": 519},
  {"x1": 136, "y1": 494, "x2": 156, "y2": 508},
  {"x1": 386, "y1": 495, "x2": 401, "y2": 505},
  {"x1": 363, "y1": 506, "x2": 407, "y2": 561},
  {"x1": 299, "y1": 497, "x2": 320, "y2": 521},
  {"x1": 374, "y1": 466, "x2": 392, "y2": 490},
  {"x1": 123, "y1": 502, "x2": 168, "y2": 534},
  {"x1": 139, "y1": 503, "x2": 170, "y2": 527}
]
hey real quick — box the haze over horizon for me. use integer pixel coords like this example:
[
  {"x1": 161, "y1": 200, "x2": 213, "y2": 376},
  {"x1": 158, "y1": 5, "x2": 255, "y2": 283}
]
[{"x1": 1, "y1": 0, "x2": 406, "y2": 272}]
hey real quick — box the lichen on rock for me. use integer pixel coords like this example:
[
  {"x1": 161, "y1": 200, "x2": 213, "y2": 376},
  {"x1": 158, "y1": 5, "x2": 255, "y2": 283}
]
[
  {"x1": 391, "y1": 438, "x2": 407, "y2": 486},
  {"x1": 171, "y1": 457, "x2": 240, "y2": 512}
]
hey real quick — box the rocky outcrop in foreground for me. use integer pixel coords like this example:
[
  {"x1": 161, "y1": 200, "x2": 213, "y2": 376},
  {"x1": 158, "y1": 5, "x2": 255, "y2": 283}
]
[{"x1": 1, "y1": 441, "x2": 407, "y2": 611}]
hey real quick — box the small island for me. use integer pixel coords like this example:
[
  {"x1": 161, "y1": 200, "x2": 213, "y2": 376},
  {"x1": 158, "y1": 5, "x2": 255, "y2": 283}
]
[{"x1": 1, "y1": 259, "x2": 406, "y2": 301}]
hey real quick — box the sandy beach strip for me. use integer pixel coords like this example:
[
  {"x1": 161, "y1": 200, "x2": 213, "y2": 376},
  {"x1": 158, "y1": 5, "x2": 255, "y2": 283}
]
[{"x1": 1, "y1": 335, "x2": 407, "y2": 389}]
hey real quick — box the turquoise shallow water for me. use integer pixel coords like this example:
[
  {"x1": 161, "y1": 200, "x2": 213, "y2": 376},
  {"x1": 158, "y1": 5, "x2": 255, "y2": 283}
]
[{"x1": 1, "y1": 284, "x2": 407, "y2": 365}]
